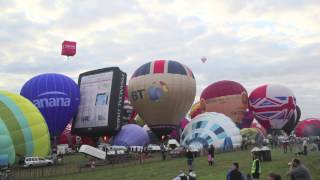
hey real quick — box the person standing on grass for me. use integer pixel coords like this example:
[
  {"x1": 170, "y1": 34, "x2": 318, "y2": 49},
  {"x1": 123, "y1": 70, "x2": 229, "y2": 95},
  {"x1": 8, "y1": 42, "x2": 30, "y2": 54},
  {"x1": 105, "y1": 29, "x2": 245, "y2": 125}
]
[
  {"x1": 251, "y1": 154, "x2": 261, "y2": 180},
  {"x1": 207, "y1": 145, "x2": 215, "y2": 166},
  {"x1": 160, "y1": 143, "x2": 167, "y2": 160},
  {"x1": 286, "y1": 158, "x2": 311, "y2": 180},
  {"x1": 227, "y1": 162, "x2": 244, "y2": 180},
  {"x1": 302, "y1": 139, "x2": 308, "y2": 155},
  {"x1": 186, "y1": 148, "x2": 194, "y2": 171}
]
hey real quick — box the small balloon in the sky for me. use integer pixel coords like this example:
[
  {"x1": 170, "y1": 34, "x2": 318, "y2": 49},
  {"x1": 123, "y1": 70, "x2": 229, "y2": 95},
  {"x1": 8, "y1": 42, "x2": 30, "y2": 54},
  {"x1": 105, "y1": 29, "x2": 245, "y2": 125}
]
[
  {"x1": 61, "y1": 41, "x2": 77, "y2": 58},
  {"x1": 201, "y1": 57, "x2": 207, "y2": 63}
]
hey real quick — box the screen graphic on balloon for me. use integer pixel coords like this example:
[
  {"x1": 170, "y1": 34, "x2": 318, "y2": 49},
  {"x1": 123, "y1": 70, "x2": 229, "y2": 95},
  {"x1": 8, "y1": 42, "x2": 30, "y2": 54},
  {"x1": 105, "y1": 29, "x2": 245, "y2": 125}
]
[
  {"x1": 75, "y1": 71, "x2": 113, "y2": 128},
  {"x1": 73, "y1": 67, "x2": 127, "y2": 136}
]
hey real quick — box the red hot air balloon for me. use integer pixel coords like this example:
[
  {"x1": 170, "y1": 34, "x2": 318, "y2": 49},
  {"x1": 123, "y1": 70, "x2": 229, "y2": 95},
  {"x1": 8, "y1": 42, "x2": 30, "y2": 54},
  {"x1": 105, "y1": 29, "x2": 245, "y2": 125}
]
[
  {"x1": 61, "y1": 41, "x2": 76, "y2": 57},
  {"x1": 200, "y1": 80, "x2": 248, "y2": 124},
  {"x1": 295, "y1": 118, "x2": 320, "y2": 137}
]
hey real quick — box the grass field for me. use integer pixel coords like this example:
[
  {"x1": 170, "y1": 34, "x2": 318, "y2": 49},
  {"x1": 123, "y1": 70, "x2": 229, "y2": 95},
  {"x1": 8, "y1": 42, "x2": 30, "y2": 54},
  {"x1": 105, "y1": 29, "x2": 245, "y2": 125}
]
[{"x1": 39, "y1": 149, "x2": 320, "y2": 180}]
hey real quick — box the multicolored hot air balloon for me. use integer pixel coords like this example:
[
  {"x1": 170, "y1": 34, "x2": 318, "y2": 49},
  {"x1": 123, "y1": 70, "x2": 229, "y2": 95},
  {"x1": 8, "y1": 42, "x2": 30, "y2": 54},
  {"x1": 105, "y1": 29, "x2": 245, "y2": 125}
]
[
  {"x1": 0, "y1": 91, "x2": 50, "y2": 165},
  {"x1": 251, "y1": 119, "x2": 267, "y2": 137},
  {"x1": 295, "y1": 118, "x2": 320, "y2": 137},
  {"x1": 200, "y1": 80, "x2": 248, "y2": 124},
  {"x1": 129, "y1": 60, "x2": 196, "y2": 137},
  {"x1": 20, "y1": 73, "x2": 80, "y2": 137},
  {"x1": 181, "y1": 112, "x2": 242, "y2": 150},
  {"x1": 249, "y1": 84, "x2": 296, "y2": 130},
  {"x1": 123, "y1": 86, "x2": 137, "y2": 124},
  {"x1": 282, "y1": 105, "x2": 301, "y2": 135},
  {"x1": 112, "y1": 124, "x2": 149, "y2": 146},
  {"x1": 189, "y1": 101, "x2": 203, "y2": 119}
]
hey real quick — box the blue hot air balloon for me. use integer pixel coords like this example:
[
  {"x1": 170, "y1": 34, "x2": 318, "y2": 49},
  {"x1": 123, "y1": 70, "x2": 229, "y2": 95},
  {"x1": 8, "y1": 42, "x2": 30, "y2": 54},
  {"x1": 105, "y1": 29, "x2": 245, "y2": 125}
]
[
  {"x1": 112, "y1": 124, "x2": 150, "y2": 146},
  {"x1": 20, "y1": 73, "x2": 80, "y2": 137}
]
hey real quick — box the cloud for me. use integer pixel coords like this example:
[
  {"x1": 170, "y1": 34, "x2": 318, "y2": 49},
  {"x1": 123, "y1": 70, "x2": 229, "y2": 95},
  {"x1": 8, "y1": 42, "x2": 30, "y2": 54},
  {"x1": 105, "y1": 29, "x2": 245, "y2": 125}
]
[{"x1": 0, "y1": 0, "x2": 319, "y2": 119}]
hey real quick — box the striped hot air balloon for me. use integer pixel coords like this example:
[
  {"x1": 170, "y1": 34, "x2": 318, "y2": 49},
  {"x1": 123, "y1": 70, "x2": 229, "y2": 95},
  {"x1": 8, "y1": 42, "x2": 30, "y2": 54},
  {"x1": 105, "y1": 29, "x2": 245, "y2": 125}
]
[
  {"x1": 0, "y1": 91, "x2": 50, "y2": 165},
  {"x1": 129, "y1": 60, "x2": 196, "y2": 138}
]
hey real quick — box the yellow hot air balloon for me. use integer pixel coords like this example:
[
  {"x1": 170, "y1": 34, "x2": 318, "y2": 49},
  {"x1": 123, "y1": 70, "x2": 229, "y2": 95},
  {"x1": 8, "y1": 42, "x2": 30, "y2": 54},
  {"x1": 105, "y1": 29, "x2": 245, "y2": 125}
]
[
  {"x1": 129, "y1": 60, "x2": 196, "y2": 137},
  {"x1": 0, "y1": 91, "x2": 50, "y2": 165}
]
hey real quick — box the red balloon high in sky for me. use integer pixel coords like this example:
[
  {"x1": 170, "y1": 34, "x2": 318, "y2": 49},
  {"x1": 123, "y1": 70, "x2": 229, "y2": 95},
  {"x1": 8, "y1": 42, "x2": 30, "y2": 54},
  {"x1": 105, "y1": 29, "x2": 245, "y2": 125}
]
[{"x1": 61, "y1": 41, "x2": 77, "y2": 57}]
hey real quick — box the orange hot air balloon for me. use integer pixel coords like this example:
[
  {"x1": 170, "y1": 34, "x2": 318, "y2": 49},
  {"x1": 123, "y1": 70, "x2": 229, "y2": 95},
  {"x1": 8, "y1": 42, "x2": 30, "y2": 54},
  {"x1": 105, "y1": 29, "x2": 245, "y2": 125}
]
[
  {"x1": 200, "y1": 80, "x2": 248, "y2": 124},
  {"x1": 129, "y1": 60, "x2": 196, "y2": 138},
  {"x1": 189, "y1": 101, "x2": 203, "y2": 119}
]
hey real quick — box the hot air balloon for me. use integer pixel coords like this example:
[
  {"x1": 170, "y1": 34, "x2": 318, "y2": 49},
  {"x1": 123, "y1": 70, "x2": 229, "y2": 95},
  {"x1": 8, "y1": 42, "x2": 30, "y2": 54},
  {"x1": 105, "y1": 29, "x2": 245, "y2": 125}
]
[
  {"x1": 201, "y1": 57, "x2": 207, "y2": 63},
  {"x1": 282, "y1": 105, "x2": 301, "y2": 135},
  {"x1": 180, "y1": 118, "x2": 189, "y2": 130},
  {"x1": 0, "y1": 91, "x2": 50, "y2": 165},
  {"x1": 240, "y1": 128, "x2": 265, "y2": 145},
  {"x1": 61, "y1": 40, "x2": 76, "y2": 58},
  {"x1": 251, "y1": 119, "x2": 267, "y2": 137},
  {"x1": 249, "y1": 84, "x2": 296, "y2": 130},
  {"x1": 129, "y1": 60, "x2": 196, "y2": 138},
  {"x1": 295, "y1": 118, "x2": 320, "y2": 137},
  {"x1": 181, "y1": 112, "x2": 242, "y2": 150},
  {"x1": 238, "y1": 110, "x2": 254, "y2": 129},
  {"x1": 189, "y1": 101, "x2": 203, "y2": 119},
  {"x1": 112, "y1": 124, "x2": 149, "y2": 146},
  {"x1": 123, "y1": 86, "x2": 137, "y2": 124},
  {"x1": 200, "y1": 80, "x2": 248, "y2": 124},
  {"x1": 20, "y1": 73, "x2": 80, "y2": 138},
  {"x1": 0, "y1": 119, "x2": 15, "y2": 165}
]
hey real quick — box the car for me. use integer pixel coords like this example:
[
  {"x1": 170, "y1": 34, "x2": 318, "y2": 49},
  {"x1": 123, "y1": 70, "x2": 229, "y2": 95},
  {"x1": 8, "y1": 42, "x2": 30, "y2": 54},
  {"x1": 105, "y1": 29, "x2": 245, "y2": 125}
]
[
  {"x1": 24, "y1": 157, "x2": 54, "y2": 168},
  {"x1": 147, "y1": 144, "x2": 161, "y2": 152}
]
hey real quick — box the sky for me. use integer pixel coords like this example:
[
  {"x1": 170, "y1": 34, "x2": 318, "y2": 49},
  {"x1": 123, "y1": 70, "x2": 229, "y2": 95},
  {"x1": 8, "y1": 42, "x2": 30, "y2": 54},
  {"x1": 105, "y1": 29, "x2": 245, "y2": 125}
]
[{"x1": 0, "y1": 0, "x2": 319, "y2": 119}]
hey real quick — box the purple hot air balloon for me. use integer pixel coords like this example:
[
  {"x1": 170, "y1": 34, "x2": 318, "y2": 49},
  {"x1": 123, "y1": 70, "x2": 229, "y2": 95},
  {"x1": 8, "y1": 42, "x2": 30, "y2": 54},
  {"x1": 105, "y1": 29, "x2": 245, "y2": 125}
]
[
  {"x1": 238, "y1": 110, "x2": 254, "y2": 129},
  {"x1": 112, "y1": 124, "x2": 149, "y2": 146},
  {"x1": 20, "y1": 73, "x2": 80, "y2": 137}
]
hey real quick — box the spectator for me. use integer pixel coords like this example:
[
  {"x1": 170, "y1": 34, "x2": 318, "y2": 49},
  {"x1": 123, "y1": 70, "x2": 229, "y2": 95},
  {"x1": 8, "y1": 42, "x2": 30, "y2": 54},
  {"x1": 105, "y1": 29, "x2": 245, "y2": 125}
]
[
  {"x1": 160, "y1": 143, "x2": 167, "y2": 160},
  {"x1": 267, "y1": 173, "x2": 281, "y2": 180},
  {"x1": 302, "y1": 139, "x2": 308, "y2": 155},
  {"x1": 186, "y1": 149, "x2": 194, "y2": 171},
  {"x1": 227, "y1": 162, "x2": 244, "y2": 180},
  {"x1": 207, "y1": 145, "x2": 215, "y2": 166},
  {"x1": 251, "y1": 154, "x2": 261, "y2": 180},
  {"x1": 286, "y1": 158, "x2": 311, "y2": 180}
]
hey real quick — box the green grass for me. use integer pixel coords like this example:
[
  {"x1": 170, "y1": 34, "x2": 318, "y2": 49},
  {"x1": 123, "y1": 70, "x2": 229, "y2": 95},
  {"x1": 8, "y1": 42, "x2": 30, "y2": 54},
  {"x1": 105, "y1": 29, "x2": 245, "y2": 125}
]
[{"x1": 41, "y1": 149, "x2": 319, "y2": 180}]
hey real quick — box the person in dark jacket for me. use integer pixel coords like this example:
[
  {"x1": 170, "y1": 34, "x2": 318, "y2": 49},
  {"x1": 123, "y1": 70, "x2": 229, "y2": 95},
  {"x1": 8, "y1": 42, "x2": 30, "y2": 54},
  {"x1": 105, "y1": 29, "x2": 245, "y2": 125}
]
[
  {"x1": 286, "y1": 158, "x2": 311, "y2": 180},
  {"x1": 186, "y1": 149, "x2": 194, "y2": 171},
  {"x1": 227, "y1": 162, "x2": 244, "y2": 180},
  {"x1": 251, "y1": 154, "x2": 261, "y2": 180},
  {"x1": 207, "y1": 145, "x2": 215, "y2": 166}
]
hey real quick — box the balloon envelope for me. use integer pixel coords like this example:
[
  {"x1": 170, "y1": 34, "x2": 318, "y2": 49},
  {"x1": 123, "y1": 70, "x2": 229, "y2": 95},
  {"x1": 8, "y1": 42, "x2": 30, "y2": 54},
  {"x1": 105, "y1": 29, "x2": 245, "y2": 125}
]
[
  {"x1": 129, "y1": 60, "x2": 196, "y2": 137},
  {"x1": 295, "y1": 118, "x2": 320, "y2": 137},
  {"x1": 112, "y1": 124, "x2": 149, "y2": 146},
  {"x1": 282, "y1": 105, "x2": 301, "y2": 134},
  {"x1": 20, "y1": 73, "x2": 80, "y2": 136},
  {"x1": 249, "y1": 84, "x2": 296, "y2": 129},
  {"x1": 181, "y1": 112, "x2": 242, "y2": 150},
  {"x1": 0, "y1": 91, "x2": 50, "y2": 165},
  {"x1": 189, "y1": 101, "x2": 202, "y2": 119},
  {"x1": 238, "y1": 110, "x2": 254, "y2": 129},
  {"x1": 200, "y1": 80, "x2": 248, "y2": 124}
]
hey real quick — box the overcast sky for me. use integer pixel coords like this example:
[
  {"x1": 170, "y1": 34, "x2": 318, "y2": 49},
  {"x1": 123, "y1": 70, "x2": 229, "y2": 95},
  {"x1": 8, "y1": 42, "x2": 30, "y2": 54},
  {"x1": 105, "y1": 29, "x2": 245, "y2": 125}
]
[{"x1": 0, "y1": 0, "x2": 319, "y2": 119}]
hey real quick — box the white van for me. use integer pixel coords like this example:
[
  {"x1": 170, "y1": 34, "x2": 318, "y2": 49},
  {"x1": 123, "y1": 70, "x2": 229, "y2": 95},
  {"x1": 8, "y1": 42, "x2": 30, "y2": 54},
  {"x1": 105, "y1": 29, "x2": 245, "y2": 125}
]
[{"x1": 79, "y1": 145, "x2": 106, "y2": 160}]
